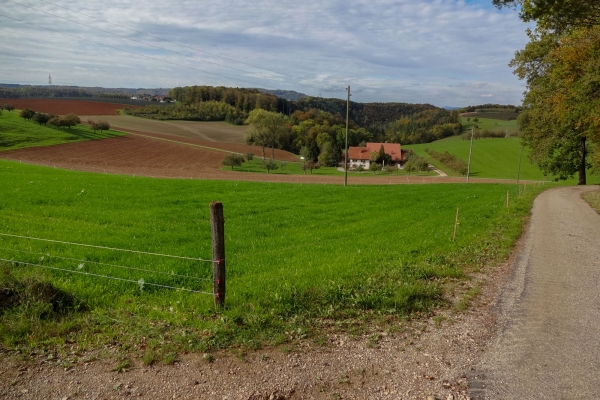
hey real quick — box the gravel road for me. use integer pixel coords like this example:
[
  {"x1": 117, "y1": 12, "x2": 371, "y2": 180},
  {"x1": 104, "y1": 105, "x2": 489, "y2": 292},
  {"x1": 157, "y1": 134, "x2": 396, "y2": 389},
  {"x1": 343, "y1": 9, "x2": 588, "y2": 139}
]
[{"x1": 469, "y1": 186, "x2": 600, "y2": 399}]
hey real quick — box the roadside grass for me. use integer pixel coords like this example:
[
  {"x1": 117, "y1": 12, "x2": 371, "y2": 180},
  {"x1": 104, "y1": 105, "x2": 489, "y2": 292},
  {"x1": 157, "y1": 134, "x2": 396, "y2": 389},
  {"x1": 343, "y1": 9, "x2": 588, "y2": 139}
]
[
  {"x1": 582, "y1": 188, "x2": 600, "y2": 214},
  {"x1": 0, "y1": 159, "x2": 549, "y2": 360},
  {"x1": 0, "y1": 110, "x2": 124, "y2": 151}
]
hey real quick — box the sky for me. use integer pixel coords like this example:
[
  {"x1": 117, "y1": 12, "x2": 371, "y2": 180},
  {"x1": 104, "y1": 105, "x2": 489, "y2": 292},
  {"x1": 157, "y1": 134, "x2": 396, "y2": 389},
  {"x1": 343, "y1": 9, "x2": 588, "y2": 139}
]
[{"x1": 0, "y1": 0, "x2": 532, "y2": 107}]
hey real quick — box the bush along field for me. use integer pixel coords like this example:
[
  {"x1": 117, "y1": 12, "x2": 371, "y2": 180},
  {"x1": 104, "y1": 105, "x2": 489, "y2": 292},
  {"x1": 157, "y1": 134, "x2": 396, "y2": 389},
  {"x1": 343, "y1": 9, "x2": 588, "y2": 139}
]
[
  {"x1": 0, "y1": 109, "x2": 123, "y2": 151},
  {"x1": 0, "y1": 159, "x2": 551, "y2": 364}
]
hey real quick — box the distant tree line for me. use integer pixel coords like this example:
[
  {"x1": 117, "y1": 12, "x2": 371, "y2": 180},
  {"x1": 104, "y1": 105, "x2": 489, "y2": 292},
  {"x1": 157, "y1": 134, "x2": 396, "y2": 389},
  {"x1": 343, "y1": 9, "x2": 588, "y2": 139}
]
[
  {"x1": 383, "y1": 109, "x2": 462, "y2": 144},
  {"x1": 461, "y1": 129, "x2": 519, "y2": 140},
  {"x1": 459, "y1": 104, "x2": 522, "y2": 113}
]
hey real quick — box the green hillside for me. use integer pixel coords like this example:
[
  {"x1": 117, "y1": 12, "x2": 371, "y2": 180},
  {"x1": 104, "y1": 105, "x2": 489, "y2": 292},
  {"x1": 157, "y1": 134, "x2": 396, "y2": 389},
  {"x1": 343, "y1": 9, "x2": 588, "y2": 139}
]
[
  {"x1": 404, "y1": 135, "x2": 544, "y2": 181},
  {"x1": 0, "y1": 110, "x2": 123, "y2": 151}
]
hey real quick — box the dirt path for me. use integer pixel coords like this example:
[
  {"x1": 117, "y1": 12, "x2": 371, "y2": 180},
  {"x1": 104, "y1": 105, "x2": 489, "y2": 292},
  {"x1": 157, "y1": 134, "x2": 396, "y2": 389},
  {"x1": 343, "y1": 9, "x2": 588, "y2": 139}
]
[{"x1": 469, "y1": 186, "x2": 600, "y2": 399}]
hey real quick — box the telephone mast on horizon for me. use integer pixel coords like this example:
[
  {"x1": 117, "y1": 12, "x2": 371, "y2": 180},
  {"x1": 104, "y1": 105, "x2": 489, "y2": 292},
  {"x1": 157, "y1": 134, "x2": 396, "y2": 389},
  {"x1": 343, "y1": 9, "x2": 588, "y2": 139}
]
[{"x1": 48, "y1": 74, "x2": 52, "y2": 85}]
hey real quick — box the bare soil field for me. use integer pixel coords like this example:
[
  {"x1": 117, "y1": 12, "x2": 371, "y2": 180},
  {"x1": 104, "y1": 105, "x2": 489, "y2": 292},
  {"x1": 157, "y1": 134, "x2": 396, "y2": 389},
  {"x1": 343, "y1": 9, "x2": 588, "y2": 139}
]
[
  {"x1": 0, "y1": 134, "x2": 538, "y2": 185},
  {"x1": 0, "y1": 99, "x2": 137, "y2": 115},
  {"x1": 80, "y1": 115, "x2": 248, "y2": 144}
]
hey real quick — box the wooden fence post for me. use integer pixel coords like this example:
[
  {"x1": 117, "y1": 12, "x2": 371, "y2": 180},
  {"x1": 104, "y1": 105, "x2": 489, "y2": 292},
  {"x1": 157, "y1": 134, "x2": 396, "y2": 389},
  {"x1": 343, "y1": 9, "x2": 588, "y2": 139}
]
[
  {"x1": 210, "y1": 202, "x2": 226, "y2": 308},
  {"x1": 453, "y1": 207, "x2": 459, "y2": 241},
  {"x1": 506, "y1": 190, "x2": 509, "y2": 208}
]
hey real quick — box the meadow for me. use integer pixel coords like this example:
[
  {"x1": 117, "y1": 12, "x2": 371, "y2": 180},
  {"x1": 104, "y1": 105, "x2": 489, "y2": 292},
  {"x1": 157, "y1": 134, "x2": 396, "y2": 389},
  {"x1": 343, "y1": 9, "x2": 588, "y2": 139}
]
[
  {"x1": 405, "y1": 134, "x2": 546, "y2": 181},
  {"x1": 0, "y1": 159, "x2": 545, "y2": 361},
  {"x1": 0, "y1": 111, "x2": 123, "y2": 151}
]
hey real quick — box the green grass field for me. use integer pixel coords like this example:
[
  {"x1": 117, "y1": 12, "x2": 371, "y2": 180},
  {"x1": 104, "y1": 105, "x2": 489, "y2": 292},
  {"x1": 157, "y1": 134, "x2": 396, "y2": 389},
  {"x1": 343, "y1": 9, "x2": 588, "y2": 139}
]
[
  {"x1": 404, "y1": 135, "x2": 546, "y2": 181},
  {"x1": 459, "y1": 116, "x2": 519, "y2": 135},
  {"x1": 0, "y1": 159, "x2": 546, "y2": 360},
  {"x1": 0, "y1": 110, "x2": 124, "y2": 151}
]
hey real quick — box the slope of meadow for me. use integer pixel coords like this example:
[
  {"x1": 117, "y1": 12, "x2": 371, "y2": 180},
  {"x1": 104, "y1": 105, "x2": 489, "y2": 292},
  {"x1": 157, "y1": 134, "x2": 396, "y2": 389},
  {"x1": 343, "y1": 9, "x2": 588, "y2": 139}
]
[{"x1": 0, "y1": 110, "x2": 123, "y2": 151}]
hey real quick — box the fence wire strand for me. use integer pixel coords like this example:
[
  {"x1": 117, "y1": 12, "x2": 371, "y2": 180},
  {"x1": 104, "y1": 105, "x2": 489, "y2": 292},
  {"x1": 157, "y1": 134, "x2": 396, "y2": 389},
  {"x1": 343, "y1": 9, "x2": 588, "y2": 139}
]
[
  {"x1": 0, "y1": 246, "x2": 214, "y2": 282},
  {"x1": 0, "y1": 233, "x2": 212, "y2": 262},
  {"x1": 0, "y1": 258, "x2": 214, "y2": 295}
]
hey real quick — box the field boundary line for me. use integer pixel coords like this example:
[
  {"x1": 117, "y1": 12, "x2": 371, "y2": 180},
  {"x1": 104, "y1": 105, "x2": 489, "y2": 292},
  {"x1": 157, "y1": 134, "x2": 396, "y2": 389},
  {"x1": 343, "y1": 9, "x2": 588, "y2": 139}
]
[
  {"x1": 0, "y1": 258, "x2": 213, "y2": 294},
  {"x1": 0, "y1": 233, "x2": 211, "y2": 262}
]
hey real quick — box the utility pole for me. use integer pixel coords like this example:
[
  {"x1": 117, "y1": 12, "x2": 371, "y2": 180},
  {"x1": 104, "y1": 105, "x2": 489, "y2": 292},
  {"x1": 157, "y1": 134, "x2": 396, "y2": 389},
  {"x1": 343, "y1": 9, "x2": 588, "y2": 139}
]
[
  {"x1": 517, "y1": 145, "x2": 523, "y2": 183},
  {"x1": 344, "y1": 85, "x2": 351, "y2": 187},
  {"x1": 466, "y1": 127, "x2": 474, "y2": 183}
]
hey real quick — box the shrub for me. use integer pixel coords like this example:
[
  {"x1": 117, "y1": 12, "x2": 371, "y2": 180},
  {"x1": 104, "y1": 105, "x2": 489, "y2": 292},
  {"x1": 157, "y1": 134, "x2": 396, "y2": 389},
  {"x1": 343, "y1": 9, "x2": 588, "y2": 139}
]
[{"x1": 222, "y1": 154, "x2": 245, "y2": 170}]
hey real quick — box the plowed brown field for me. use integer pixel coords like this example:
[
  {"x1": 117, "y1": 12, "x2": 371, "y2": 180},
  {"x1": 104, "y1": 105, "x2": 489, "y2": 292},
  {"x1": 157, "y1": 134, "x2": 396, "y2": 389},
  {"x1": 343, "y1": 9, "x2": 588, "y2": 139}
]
[
  {"x1": 0, "y1": 99, "x2": 137, "y2": 115},
  {"x1": 78, "y1": 115, "x2": 248, "y2": 144},
  {"x1": 0, "y1": 135, "x2": 533, "y2": 185},
  {"x1": 117, "y1": 129, "x2": 300, "y2": 162}
]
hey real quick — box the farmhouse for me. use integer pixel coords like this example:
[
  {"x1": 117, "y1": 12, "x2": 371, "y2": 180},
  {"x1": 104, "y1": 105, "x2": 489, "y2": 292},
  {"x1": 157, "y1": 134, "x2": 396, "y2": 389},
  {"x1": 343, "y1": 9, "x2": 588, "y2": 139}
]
[{"x1": 347, "y1": 142, "x2": 406, "y2": 169}]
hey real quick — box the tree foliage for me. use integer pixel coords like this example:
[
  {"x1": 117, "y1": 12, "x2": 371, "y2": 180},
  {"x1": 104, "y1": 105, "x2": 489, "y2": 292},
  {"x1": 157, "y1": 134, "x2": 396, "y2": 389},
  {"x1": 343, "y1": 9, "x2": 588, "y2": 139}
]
[
  {"x1": 20, "y1": 108, "x2": 35, "y2": 120},
  {"x1": 510, "y1": 26, "x2": 599, "y2": 183},
  {"x1": 221, "y1": 154, "x2": 245, "y2": 170},
  {"x1": 493, "y1": 0, "x2": 600, "y2": 32}
]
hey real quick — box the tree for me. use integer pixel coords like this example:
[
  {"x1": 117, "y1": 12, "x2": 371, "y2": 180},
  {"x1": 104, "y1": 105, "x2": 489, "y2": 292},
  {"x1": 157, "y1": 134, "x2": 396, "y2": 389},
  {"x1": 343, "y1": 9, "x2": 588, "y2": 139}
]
[
  {"x1": 32, "y1": 113, "x2": 50, "y2": 126},
  {"x1": 369, "y1": 162, "x2": 382, "y2": 174},
  {"x1": 418, "y1": 158, "x2": 430, "y2": 174},
  {"x1": 245, "y1": 109, "x2": 289, "y2": 159},
  {"x1": 20, "y1": 108, "x2": 35, "y2": 120},
  {"x1": 303, "y1": 160, "x2": 320, "y2": 175},
  {"x1": 299, "y1": 146, "x2": 309, "y2": 174},
  {"x1": 245, "y1": 152, "x2": 254, "y2": 161},
  {"x1": 62, "y1": 114, "x2": 81, "y2": 129},
  {"x1": 387, "y1": 165, "x2": 398, "y2": 174},
  {"x1": 473, "y1": 118, "x2": 479, "y2": 123},
  {"x1": 493, "y1": 0, "x2": 600, "y2": 33},
  {"x1": 404, "y1": 161, "x2": 416, "y2": 175},
  {"x1": 510, "y1": 27, "x2": 599, "y2": 184},
  {"x1": 318, "y1": 142, "x2": 334, "y2": 166},
  {"x1": 375, "y1": 145, "x2": 392, "y2": 166},
  {"x1": 222, "y1": 154, "x2": 245, "y2": 170},
  {"x1": 263, "y1": 159, "x2": 279, "y2": 174},
  {"x1": 5, "y1": 104, "x2": 14, "y2": 112},
  {"x1": 97, "y1": 121, "x2": 110, "y2": 132},
  {"x1": 48, "y1": 116, "x2": 62, "y2": 130}
]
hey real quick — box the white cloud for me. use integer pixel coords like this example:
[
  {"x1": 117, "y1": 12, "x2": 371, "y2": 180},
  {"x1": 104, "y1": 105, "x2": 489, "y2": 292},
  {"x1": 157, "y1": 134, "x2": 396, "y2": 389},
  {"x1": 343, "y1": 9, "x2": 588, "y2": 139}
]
[{"x1": 0, "y1": 0, "x2": 532, "y2": 106}]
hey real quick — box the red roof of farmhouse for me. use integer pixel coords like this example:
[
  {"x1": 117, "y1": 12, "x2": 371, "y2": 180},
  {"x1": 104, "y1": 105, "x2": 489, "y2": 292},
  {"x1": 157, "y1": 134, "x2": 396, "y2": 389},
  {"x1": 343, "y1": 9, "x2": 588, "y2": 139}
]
[{"x1": 347, "y1": 142, "x2": 403, "y2": 162}]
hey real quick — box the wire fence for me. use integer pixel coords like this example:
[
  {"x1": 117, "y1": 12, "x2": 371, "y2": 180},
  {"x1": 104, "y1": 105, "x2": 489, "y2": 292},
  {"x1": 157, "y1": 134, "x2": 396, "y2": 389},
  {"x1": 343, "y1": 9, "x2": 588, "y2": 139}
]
[
  {"x1": 0, "y1": 233, "x2": 216, "y2": 296},
  {"x1": 0, "y1": 185, "x2": 545, "y2": 299}
]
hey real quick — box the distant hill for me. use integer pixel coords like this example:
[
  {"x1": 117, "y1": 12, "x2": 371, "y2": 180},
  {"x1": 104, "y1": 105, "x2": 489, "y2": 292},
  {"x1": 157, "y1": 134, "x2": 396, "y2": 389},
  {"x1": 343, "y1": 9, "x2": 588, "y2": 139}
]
[
  {"x1": 0, "y1": 84, "x2": 170, "y2": 99},
  {"x1": 442, "y1": 106, "x2": 461, "y2": 110},
  {"x1": 256, "y1": 89, "x2": 307, "y2": 101}
]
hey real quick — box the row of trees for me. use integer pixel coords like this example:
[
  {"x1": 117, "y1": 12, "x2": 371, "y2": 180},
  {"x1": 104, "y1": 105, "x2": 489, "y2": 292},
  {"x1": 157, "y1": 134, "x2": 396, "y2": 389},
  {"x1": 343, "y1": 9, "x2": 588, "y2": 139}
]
[
  {"x1": 425, "y1": 148, "x2": 468, "y2": 175},
  {"x1": 20, "y1": 108, "x2": 81, "y2": 130},
  {"x1": 496, "y1": 0, "x2": 600, "y2": 184},
  {"x1": 460, "y1": 129, "x2": 518, "y2": 140}
]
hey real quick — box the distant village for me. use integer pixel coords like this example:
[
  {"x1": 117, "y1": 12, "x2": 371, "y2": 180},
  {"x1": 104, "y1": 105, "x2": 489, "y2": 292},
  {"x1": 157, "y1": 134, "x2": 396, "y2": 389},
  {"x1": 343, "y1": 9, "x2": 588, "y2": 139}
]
[{"x1": 129, "y1": 95, "x2": 174, "y2": 103}]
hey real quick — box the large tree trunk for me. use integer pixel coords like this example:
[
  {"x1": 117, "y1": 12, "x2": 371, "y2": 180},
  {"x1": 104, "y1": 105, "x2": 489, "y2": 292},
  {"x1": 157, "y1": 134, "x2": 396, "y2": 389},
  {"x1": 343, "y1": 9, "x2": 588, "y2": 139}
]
[
  {"x1": 271, "y1": 145, "x2": 275, "y2": 160},
  {"x1": 578, "y1": 136, "x2": 587, "y2": 185},
  {"x1": 261, "y1": 146, "x2": 265, "y2": 160}
]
